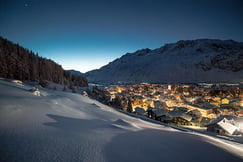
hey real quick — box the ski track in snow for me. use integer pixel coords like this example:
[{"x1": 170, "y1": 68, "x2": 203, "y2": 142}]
[{"x1": 0, "y1": 79, "x2": 243, "y2": 162}]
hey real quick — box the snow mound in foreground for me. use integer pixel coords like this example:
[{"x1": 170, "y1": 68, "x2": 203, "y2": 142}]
[
  {"x1": 111, "y1": 119, "x2": 141, "y2": 130},
  {"x1": 0, "y1": 79, "x2": 243, "y2": 162}
]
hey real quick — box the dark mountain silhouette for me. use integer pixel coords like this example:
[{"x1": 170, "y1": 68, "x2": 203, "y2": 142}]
[
  {"x1": 0, "y1": 36, "x2": 88, "y2": 87},
  {"x1": 67, "y1": 70, "x2": 84, "y2": 76}
]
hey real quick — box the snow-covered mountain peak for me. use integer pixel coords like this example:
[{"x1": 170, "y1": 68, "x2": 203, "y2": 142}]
[{"x1": 86, "y1": 39, "x2": 243, "y2": 84}]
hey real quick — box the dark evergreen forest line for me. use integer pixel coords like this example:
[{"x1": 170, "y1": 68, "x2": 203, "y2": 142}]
[{"x1": 0, "y1": 36, "x2": 88, "y2": 87}]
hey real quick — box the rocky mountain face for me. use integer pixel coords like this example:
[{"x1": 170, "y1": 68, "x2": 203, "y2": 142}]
[{"x1": 86, "y1": 39, "x2": 243, "y2": 84}]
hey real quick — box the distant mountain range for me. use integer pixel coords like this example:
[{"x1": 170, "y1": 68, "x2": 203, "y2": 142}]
[
  {"x1": 68, "y1": 70, "x2": 84, "y2": 76},
  {"x1": 85, "y1": 39, "x2": 243, "y2": 84}
]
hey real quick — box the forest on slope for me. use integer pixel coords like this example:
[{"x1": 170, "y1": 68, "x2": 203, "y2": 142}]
[{"x1": 0, "y1": 36, "x2": 88, "y2": 87}]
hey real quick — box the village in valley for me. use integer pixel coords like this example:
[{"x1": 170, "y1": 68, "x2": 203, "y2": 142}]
[{"x1": 89, "y1": 83, "x2": 243, "y2": 136}]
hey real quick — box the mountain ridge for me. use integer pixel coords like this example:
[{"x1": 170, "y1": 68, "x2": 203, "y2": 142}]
[
  {"x1": 67, "y1": 69, "x2": 85, "y2": 76},
  {"x1": 85, "y1": 39, "x2": 243, "y2": 84}
]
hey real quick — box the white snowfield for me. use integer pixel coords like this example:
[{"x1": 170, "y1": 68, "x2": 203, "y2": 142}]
[{"x1": 0, "y1": 79, "x2": 243, "y2": 162}]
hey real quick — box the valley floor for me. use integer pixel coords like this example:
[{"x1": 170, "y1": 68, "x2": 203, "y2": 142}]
[{"x1": 0, "y1": 79, "x2": 243, "y2": 162}]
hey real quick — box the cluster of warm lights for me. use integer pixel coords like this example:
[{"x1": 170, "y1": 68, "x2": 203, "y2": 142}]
[{"x1": 116, "y1": 87, "x2": 124, "y2": 93}]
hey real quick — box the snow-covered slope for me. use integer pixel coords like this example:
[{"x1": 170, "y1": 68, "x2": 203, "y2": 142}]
[
  {"x1": 86, "y1": 39, "x2": 243, "y2": 84},
  {"x1": 0, "y1": 79, "x2": 243, "y2": 162}
]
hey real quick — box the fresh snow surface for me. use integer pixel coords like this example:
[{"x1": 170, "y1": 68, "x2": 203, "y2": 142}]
[{"x1": 0, "y1": 79, "x2": 243, "y2": 162}]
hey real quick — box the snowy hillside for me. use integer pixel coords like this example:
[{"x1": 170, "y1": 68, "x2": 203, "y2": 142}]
[
  {"x1": 86, "y1": 39, "x2": 243, "y2": 84},
  {"x1": 0, "y1": 78, "x2": 243, "y2": 162}
]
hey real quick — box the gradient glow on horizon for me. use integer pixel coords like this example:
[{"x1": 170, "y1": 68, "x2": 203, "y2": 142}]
[{"x1": 0, "y1": 0, "x2": 243, "y2": 72}]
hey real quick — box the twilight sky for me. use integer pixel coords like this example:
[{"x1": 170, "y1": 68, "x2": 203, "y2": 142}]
[{"x1": 0, "y1": 0, "x2": 243, "y2": 72}]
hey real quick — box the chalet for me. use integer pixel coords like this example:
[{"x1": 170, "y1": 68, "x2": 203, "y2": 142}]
[
  {"x1": 154, "y1": 101, "x2": 167, "y2": 109},
  {"x1": 217, "y1": 108, "x2": 231, "y2": 116},
  {"x1": 147, "y1": 107, "x2": 153, "y2": 118},
  {"x1": 187, "y1": 109, "x2": 202, "y2": 120},
  {"x1": 185, "y1": 104, "x2": 212, "y2": 117},
  {"x1": 168, "y1": 110, "x2": 192, "y2": 125},
  {"x1": 159, "y1": 116, "x2": 173, "y2": 123},
  {"x1": 147, "y1": 108, "x2": 167, "y2": 120},
  {"x1": 220, "y1": 104, "x2": 235, "y2": 110},
  {"x1": 190, "y1": 119, "x2": 200, "y2": 126},
  {"x1": 194, "y1": 97, "x2": 205, "y2": 104},
  {"x1": 221, "y1": 98, "x2": 230, "y2": 105},
  {"x1": 230, "y1": 99, "x2": 241, "y2": 107},
  {"x1": 206, "y1": 115, "x2": 240, "y2": 135},
  {"x1": 209, "y1": 99, "x2": 220, "y2": 107},
  {"x1": 134, "y1": 107, "x2": 146, "y2": 116},
  {"x1": 197, "y1": 103, "x2": 214, "y2": 117},
  {"x1": 236, "y1": 109, "x2": 243, "y2": 117},
  {"x1": 184, "y1": 97, "x2": 196, "y2": 104},
  {"x1": 207, "y1": 113, "x2": 217, "y2": 119},
  {"x1": 176, "y1": 107, "x2": 189, "y2": 113},
  {"x1": 200, "y1": 117, "x2": 212, "y2": 127},
  {"x1": 212, "y1": 97, "x2": 221, "y2": 103}
]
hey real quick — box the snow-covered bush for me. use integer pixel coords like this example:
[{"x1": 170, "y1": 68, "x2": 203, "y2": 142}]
[
  {"x1": 12, "y1": 80, "x2": 23, "y2": 85},
  {"x1": 30, "y1": 87, "x2": 41, "y2": 96},
  {"x1": 83, "y1": 91, "x2": 88, "y2": 97}
]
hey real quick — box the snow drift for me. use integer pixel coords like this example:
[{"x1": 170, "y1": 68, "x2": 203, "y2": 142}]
[{"x1": 0, "y1": 79, "x2": 243, "y2": 162}]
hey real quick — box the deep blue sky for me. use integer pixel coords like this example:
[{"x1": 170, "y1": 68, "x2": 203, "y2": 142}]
[{"x1": 0, "y1": 0, "x2": 243, "y2": 72}]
